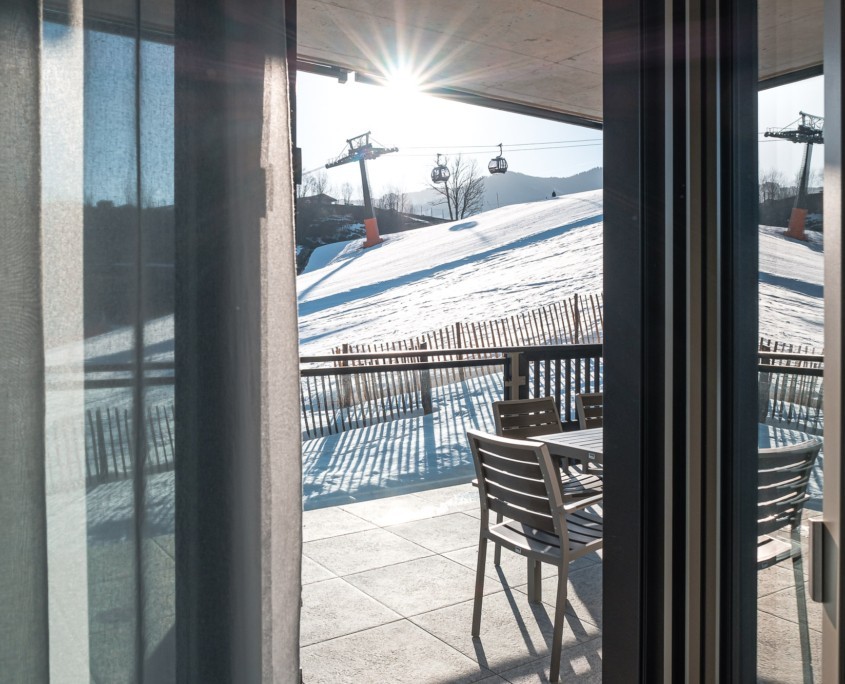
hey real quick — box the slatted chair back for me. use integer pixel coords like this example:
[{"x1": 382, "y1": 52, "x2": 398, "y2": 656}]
[
  {"x1": 575, "y1": 392, "x2": 603, "y2": 429},
  {"x1": 758, "y1": 440, "x2": 822, "y2": 539},
  {"x1": 492, "y1": 397, "x2": 563, "y2": 440},
  {"x1": 467, "y1": 429, "x2": 565, "y2": 538}
]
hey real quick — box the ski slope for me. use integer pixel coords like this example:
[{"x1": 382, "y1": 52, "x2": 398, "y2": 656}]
[{"x1": 297, "y1": 190, "x2": 824, "y2": 354}]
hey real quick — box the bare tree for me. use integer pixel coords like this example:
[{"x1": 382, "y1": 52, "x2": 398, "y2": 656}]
[
  {"x1": 341, "y1": 182, "x2": 354, "y2": 205},
  {"x1": 429, "y1": 155, "x2": 485, "y2": 220},
  {"x1": 377, "y1": 185, "x2": 408, "y2": 213},
  {"x1": 311, "y1": 170, "x2": 330, "y2": 197},
  {"x1": 759, "y1": 167, "x2": 787, "y2": 203},
  {"x1": 296, "y1": 173, "x2": 317, "y2": 199}
]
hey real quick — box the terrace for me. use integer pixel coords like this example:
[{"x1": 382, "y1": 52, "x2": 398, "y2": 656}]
[
  {"x1": 296, "y1": 333, "x2": 824, "y2": 683},
  {"x1": 300, "y1": 483, "x2": 819, "y2": 683}
]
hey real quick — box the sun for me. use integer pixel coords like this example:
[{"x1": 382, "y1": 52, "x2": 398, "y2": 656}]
[{"x1": 385, "y1": 64, "x2": 424, "y2": 97}]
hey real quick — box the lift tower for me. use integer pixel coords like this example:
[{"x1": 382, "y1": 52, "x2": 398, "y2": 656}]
[
  {"x1": 326, "y1": 132, "x2": 398, "y2": 248},
  {"x1": 764, "y1": 111, "x2": 824, "y2": 240}
]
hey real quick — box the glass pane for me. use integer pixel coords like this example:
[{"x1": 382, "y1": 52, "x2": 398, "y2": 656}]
[
  {"x1": 139, "y1": 17, "x2": 176, "y2": 682},
  {"x1": 756, "y1": 5, "x2": 825, "y2": 678},
  {"x1": 43, "y1": 2, "x2": 175, "y2": 680},
  {"x1": 296, "y1": 71, "x2": 604, "y2": 680}
]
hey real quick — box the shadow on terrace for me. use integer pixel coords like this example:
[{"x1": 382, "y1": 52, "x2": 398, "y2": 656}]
[{"x1": 298, "y1": 301, "x2": 827, "y2": 682}]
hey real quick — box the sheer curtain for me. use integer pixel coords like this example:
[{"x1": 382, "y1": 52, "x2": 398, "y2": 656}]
[{"x1": 0, "y1": 0, "x2": 302, "y2": 680}]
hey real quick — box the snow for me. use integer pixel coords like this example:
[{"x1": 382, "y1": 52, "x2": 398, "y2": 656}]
[
  {"x1": 55, "y1": 191, "x2": 828, "y2": 530},
  {"x1": 298, "y1": 191, "x2": 604, "y2": 353},
  {"x1": 298, "y1": 190, "x2": 824, "y2": 354},
  {"x1": 298, "y1": 192, "x2": 825, "y2": 509},
  {"x1": 301, "y1": 237, "x2": 358, "y2": 274}
]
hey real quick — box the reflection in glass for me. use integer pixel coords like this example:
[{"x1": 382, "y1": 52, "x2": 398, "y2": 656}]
[
  {"x1": 756, "y1": 72, "x2": 824, "y2": 681},
  {"x1": 43, "y1": 4, "x2": 176, "y2": 680}
]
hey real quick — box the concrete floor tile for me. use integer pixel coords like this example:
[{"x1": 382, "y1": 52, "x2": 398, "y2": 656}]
[
  {"x1": 515, "y1": 564, "x2": 603, "y2": 630},
  {"x1": 411, "y1": 591, "x2": 599, "y2": 674},
  {"x1": 304, "y1": 527, "x2": 432, "y2": 576},
  {"x1": 757, "y1": 611, "x2": 820, "y2": 683},
  {"x1": 758, "y1": 562, "x2": 805, "y2": 598},
  {"x1": 411, "y1": 483, "x2": 480, "y2": 513},
  {"x1": 301, "y1": 620, "x2": 493, "y2": 684},
  {"x1": 346, "y1": 554, "x2": 488, "y2": 616},
  {"x1": 340, "y1": 495, "x2": 456, "y2": 527},
  {"x1": 758, "y1": 581, "x2": 821, "y2": 633},
  {"x1": 300, "y1": 578, "x2": 401, "y2": 646},
  {"x1": 303, "y1": 505, "x2": 376, "y2": 542},
  {"x1": 444, "y1": 545, "x2": 559, "y2": 586},
  {"x1": 303, "y1": 555, "x2": 336, "y2": 585},
  {"x1": 497, "y1": 636, "x2": 603, "y2": 683},
  {"x1": 388, "y1": 512, "x2": 481, "y2": 553}
]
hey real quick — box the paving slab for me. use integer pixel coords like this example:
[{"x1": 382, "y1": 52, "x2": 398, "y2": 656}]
[
  {"x1": 300, "y1": 577, "x2": 401, "y2": 646},
  {"x1": 411, "y1": 591, "x2": 599, "y2": 675},
  {"x1": 302, "y1": 555, "x2": 336, "y2": 585},
  {"x1": 514, "y1": 564, "x2": 603, "y2": 630},
  {"x1": 757, "y1": 611, "x2": 820, "y2": 683},
  {"x1": 304, "y1": 527, "x2": 432, "y2": 577},
  {"x1": 497, "y1": 636, "x2": 603, "y2": 683},
  {"x1": 346, "y1": 554, "x2": 488, "y2": 617},
  {"x1": 411, "y1": 483, "x2": 480, "y2": 513},
  {"x1": 340, "y1": 495, "x2": 456, "y2": 527},
  {"x1": 303, "y1": 505, "x2": 376, "y2": 542},
  {"x1": 758, "y1": 580, "x2": 821, "y2": 633},
  {"x1": 388, "y1": 512, "x2": 481, "y2": 553},
  {"x1": 301, "y1": 620, "x2": 493, "y2": 684},
  {"x1": 444, "y1": 545, "x2": 560, "y2": 586}
]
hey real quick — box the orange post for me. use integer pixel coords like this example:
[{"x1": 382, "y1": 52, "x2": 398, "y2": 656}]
[
  {"x1": 785, "y1": 207, "x2": 807, "y2": 241},
  {"x1": 362, "y1": 217, "x2": 383, "y2": 248}
]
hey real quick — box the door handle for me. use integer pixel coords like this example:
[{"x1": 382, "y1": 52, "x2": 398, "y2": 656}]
[{"x1": 808, "y1": 517, "x2": 824, "y2": 603}]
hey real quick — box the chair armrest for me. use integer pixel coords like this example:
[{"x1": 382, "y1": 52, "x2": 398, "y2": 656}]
[{"x1": 561, "y1": 493, "x2": 603, "y2": 513}]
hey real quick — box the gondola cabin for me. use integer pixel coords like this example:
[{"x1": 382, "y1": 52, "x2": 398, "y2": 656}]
[
  {"x1": 431, "y1": 154, "x2": 450, "y2": 183},
  {"x1": 488, "y1": 143, "x2": 508, "y2": 174}
]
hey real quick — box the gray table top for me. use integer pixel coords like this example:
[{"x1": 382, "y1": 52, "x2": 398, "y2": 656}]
[{"x1": 536, "y1": 424, "x2": 822, "y2": 464}]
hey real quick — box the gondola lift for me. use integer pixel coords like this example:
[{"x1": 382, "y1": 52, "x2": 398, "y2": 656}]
[
  {"x1": 431, "y1": 153, "x2": 450, "y2": 183},
  {"x1": 488, "y1": 143, "x2": 508, "y2": 175}
]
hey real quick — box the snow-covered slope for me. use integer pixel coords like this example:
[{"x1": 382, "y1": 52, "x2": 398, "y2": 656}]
[
  {"x1": 298, "y1": 191, "x2": 604, "y2": 353},
  {"x1": 297, "y1": 190, "x2": 824, "y2": 354}
]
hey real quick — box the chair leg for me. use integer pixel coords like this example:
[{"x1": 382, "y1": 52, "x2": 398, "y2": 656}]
[
  {"x1": 494, "y1": 511, "x2": 503, "y2": 566},
  {"x1": 527, "y1": 558, "x2": 542, "y2": 603},
  {"x1": 549, "y1": 565, "x2": 568, "y2": 683},
  {"x1": 472, "y1": 535, "x2": 488, "y2": 637}
]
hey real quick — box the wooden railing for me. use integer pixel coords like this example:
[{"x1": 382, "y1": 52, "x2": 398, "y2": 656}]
[
  {"x1": 299, "y1": 344, "x2": 603, "y2": 439},
  {"x1": 47, "y1": 343, "x2": 826, "y2": 489},
  {"x1": 758, "y1": 350, "x2": 824, "y2": 434}
]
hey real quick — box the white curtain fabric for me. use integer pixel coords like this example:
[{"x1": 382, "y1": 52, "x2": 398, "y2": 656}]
[
  {"x1": 0, "y1": 0, "x2": 302, "y2": 679},
  {"x1": 0, "y1": 1, "x2": 50, "y2": 679}
]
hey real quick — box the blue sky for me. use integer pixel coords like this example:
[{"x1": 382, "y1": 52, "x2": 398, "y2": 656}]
[{"x1": 45, "y1": 23, "x2": 824, "y2": 206}]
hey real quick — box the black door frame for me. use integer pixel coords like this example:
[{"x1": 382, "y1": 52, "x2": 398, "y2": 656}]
[{"x1": 602, "y1": 0, "x2": 758, "y2": 679}]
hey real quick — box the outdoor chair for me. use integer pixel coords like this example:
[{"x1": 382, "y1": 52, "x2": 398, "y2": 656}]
[
  {"x1": 491, "y1": 398, "x2": 603, "y2": 566},
  {"x1": 757, "y1": 439, "x2": 823, "y2": 570},
  {"x1": 574, "y1": 392, "x2": 603, "y2": 430},
  {"x1": 467, "y1": 429, "x2": 603, "y2": 683},
  {"x1": 574, "y1": 392, "x2": 604, "y2": 478},
  {"x1": 493, "y1": 397, "x2": 603, "y2": 496}
]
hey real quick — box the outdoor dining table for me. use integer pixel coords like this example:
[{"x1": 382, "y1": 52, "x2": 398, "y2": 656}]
[{"x1": 535, "y1": 423, "x2": 822, "y2": 466}]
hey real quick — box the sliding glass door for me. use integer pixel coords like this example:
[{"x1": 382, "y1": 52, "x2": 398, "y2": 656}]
[{"x1": 603, "y1": 0, "x2": 845, "y2": 680}]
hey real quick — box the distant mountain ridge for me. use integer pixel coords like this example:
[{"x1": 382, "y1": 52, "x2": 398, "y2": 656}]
[{"x1": 405, "y1": 166, "x2": 602, "y2": 214}]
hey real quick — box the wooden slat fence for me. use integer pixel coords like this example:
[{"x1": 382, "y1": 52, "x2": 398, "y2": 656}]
[
  {"x1": 300, "y1": 344, "x2": 604, "y2": 439},
  {"x1": 758, "y1": 337, "x2": 824, "y2": 435},
  {"x1": 334, "y1": 293, "x2": 603, "y2": 356},
  {"x1": 331, "y1": 294, "x2": 603, "y2": 392},
  {"x1": 84, "y1": 403, "x2": 175, "y2": 484},
  {"x1": 46, "y1": 401, "x2": 176, "y2": 492}
]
